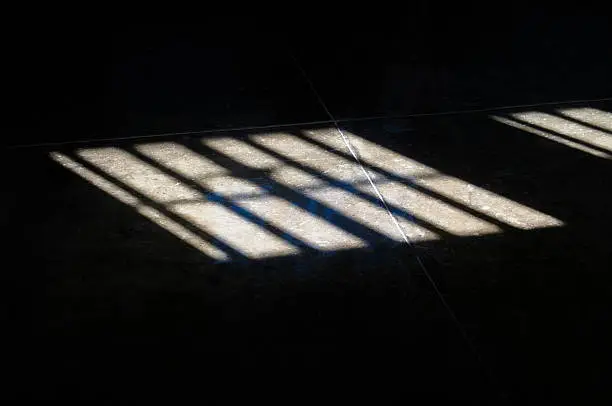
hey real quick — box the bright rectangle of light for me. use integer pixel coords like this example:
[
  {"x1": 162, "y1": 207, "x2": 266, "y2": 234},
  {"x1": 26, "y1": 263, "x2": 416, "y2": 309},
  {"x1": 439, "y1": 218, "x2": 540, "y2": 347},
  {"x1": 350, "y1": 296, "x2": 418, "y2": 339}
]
[
  {"x1": 510, "y1": 110, "x2": 612, "y2": 154},
  {"x1": 557, "y1": 107, "x2": 612, "y2": 133},
  {"x1": 50, "y1": 124, "x2": 566, "y2": 262},
  {"x1": 492, "y1": 115, "x2": 611, "y2": 159}
]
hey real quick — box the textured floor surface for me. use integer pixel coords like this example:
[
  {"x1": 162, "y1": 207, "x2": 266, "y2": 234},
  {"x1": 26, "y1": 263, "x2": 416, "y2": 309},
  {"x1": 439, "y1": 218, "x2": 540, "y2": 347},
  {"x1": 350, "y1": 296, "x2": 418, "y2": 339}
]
[{"x1": 5, "y1": 16, "x2": 612, "y2": 403}]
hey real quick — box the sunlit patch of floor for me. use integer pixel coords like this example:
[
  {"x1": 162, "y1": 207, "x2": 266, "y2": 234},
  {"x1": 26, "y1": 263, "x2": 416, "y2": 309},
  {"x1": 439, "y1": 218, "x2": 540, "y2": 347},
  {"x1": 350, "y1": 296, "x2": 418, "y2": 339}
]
[
  {"x1": 50, "y1": 125, "x2": 565, "y2": 262},
  {"x1": 557, "y1": 107, "x2": 612, "y2": 133},
  {"x1": 492, "y1": 108, "x2": 612, "y2": 159}
]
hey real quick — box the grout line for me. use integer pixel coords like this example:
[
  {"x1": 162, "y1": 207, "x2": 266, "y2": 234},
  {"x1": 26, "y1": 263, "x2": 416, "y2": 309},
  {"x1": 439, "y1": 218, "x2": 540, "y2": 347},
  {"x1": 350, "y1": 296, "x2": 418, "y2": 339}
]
[
  {"x1": 8, "y1": 96, "x2": 611, "y2": 150},
  {"x1": 6, "y1": 119, "x2": 336, "y2": 150},
  {"x1": 290, "y1": 50, "x2": 467, "y2": 326},
  {"x1": 289, "y1": 51, "x2": 511, "y2": 403},
  {"x1": 334, "y1": 96, "x2": 612, "y2": 123}
]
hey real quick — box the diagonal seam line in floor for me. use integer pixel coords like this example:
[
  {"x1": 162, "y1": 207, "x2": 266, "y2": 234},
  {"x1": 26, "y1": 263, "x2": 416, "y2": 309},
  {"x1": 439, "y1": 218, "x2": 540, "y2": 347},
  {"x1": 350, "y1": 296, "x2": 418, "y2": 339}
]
[{"x1": 287, "y1": 49, "x2": 511, "y2": 403}]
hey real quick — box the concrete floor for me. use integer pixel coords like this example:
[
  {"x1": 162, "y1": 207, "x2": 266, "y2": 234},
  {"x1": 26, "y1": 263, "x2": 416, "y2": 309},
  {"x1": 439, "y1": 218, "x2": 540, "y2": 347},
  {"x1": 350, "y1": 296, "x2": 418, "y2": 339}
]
[{"x1": 5, "y1": 18, "x2": 612, "y2": 403}]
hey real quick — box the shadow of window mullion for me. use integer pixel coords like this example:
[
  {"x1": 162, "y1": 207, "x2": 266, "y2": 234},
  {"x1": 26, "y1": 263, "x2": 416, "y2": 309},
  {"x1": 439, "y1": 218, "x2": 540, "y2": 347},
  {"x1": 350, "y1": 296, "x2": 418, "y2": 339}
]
[
  {"x1": 182, "y1": 141, "x2": 397, "y2": 245},
  {"x1": 552, "y1": 111, "x2": 612, "y2": 136},
  {"x1": 290, "y1": 130, "x2": 518, "y2": 231},
  {"x1": 163, "y1": 176, "x2": 434, "y2": 205},
  {"x1": 503, "y1": 115, "x2": 612, "y2": 156},
  {"x1": 123, "y1": 147, "x2": 319, "y2": 254},
  {"x1": 242, "y1": 137, "x2": 455, "y2": 238},
  {"x1": 64, "y1": 151, "x2": 247, "y2": 261}
]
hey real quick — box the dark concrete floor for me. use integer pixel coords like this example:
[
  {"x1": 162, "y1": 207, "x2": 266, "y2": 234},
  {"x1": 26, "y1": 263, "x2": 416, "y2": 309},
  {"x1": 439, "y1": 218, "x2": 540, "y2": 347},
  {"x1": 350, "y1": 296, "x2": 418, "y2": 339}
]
[{"x1": 5, "y1": 15, "x2": 612, "y2": 403}]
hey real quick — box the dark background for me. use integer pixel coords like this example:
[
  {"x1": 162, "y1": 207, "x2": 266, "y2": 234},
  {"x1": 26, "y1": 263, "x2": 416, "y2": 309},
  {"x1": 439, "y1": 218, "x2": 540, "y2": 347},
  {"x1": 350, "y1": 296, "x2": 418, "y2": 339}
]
[{"x1": 5, "y1": 13, "x2": 610, "y2": 144}]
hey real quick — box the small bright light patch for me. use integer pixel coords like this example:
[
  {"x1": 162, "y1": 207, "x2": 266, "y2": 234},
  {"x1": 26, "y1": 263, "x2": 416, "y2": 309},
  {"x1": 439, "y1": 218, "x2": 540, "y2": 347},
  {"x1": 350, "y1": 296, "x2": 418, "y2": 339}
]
[
  {"x1": 508, "y1": 111, "x2": 612, "y2": 154},
  {"x1": 172, "y1": 202, "x2": 301, "y2": 259},
  {"x1": 300, "y1": 130, "x2": 439, "y2": 180},
  {"x1": 135, "y1": 142, "x2": 230, "y2": 179},
  {"x1": 557, "y1": 107, "x2": 612, "y2": 133},
  {"x1": 415, "y1": 174, "x2": 564, "y2": 231},
  {"x1": 491, "y1": 112, "x2": 612, "y2": 159}
]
